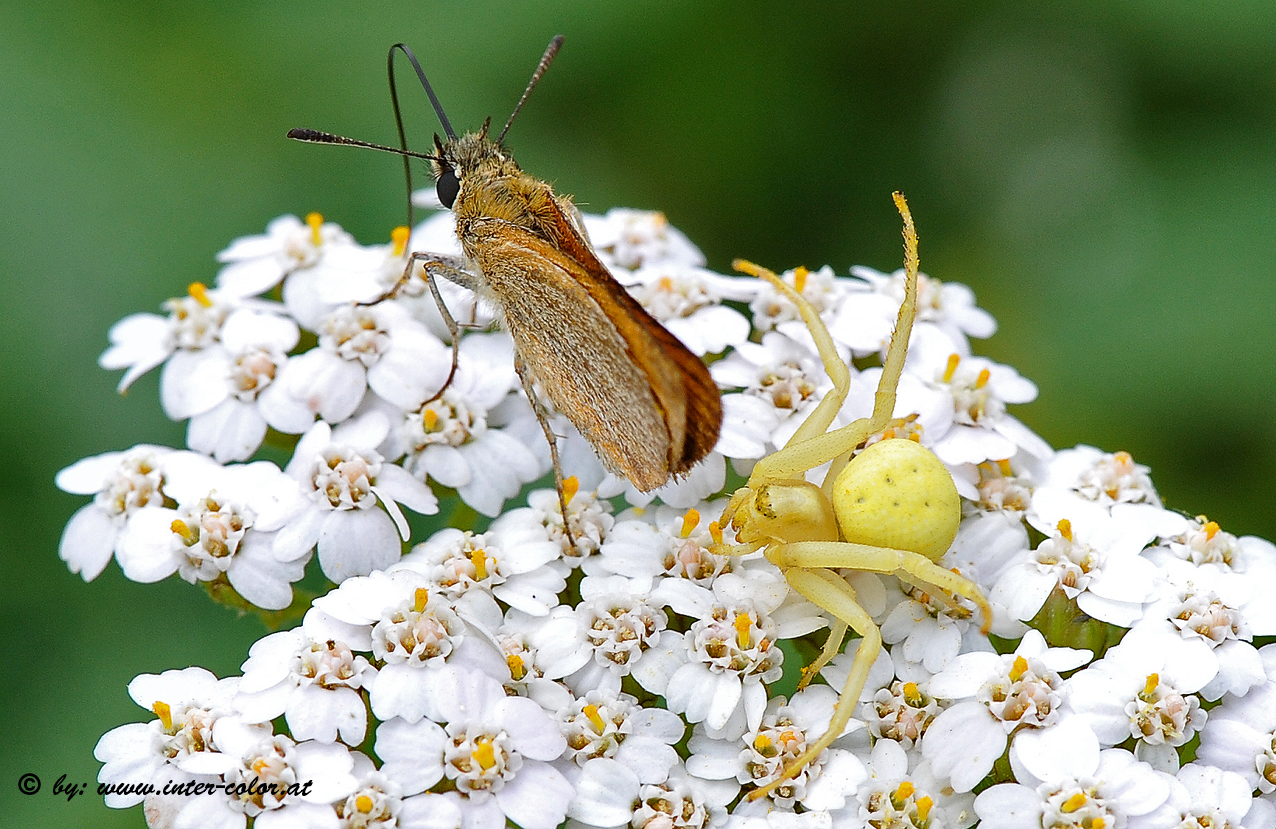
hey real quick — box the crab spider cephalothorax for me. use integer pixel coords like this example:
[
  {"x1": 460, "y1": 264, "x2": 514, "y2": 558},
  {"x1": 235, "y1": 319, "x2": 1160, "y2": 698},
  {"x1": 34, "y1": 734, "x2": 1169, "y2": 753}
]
[{"x1": 716, "y1": 193, "x2": 993, "y2": 802}]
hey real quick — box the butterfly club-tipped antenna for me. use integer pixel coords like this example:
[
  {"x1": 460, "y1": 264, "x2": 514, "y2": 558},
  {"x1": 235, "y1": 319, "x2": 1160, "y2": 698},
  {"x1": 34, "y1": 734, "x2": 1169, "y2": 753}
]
[{"x1": 285, "y1": 128, "x2": 439, "y2": 160}]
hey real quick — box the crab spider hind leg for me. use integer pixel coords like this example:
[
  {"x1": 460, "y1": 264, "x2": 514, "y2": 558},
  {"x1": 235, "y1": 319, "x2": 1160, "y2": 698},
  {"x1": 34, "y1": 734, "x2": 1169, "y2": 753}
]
[{"x1": 746, "y1": 566, "x2": 881, "y2": 801}]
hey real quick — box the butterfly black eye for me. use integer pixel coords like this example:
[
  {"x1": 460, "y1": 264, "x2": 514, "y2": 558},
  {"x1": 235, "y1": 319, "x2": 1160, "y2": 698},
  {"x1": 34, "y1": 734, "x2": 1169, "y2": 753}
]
[{"x1": 436, "y1": 168, "x2": 460, "y2": 209}]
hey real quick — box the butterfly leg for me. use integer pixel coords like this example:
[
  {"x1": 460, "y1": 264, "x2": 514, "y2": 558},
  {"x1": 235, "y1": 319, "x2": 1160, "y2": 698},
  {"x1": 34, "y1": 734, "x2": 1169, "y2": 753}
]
[
  {"x1": 513, "y1": 356, "x2": 580, "y2": 553},
  {"x1": 402, "y1": 251, "x2": 476, "y2": 403}
]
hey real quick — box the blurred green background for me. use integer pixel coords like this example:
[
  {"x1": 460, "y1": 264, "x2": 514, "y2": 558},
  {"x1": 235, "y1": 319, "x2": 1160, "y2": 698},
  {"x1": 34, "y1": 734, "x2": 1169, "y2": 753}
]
[{"x1": 5, "y1": 1, "x2": 1274, "y2": 825}]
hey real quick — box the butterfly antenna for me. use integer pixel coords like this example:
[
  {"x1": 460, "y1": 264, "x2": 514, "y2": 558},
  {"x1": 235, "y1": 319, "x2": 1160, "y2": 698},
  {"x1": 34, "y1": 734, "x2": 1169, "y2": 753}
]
[
  {"x1": 286, "y1": 128, "x2": 438, "y2": 160},
  {"x1": 388, "y1": 43, "x2": 457, "y2": 226},
  {"x1": 497, "y1": 35, "x2": 564, "y2": 144}
]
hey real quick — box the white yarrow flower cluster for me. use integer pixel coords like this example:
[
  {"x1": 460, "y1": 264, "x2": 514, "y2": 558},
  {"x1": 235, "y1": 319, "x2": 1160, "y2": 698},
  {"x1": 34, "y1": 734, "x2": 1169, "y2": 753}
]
[{"x1": 74, "y1": 204, "x2": 1276, "y2": 828}]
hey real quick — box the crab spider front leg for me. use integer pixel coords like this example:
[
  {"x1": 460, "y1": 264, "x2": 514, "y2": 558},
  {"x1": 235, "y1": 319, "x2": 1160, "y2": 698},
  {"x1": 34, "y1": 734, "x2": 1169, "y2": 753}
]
[{"x1": 733, "y1": 191, "x2": 920, "y2": 488}]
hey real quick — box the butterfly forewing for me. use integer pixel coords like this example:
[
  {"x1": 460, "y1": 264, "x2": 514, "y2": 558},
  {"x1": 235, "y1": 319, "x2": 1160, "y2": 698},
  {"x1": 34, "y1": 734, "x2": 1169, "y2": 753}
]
[{"x1": 443, "y1": 135, "x2": 721, "y2": 490}]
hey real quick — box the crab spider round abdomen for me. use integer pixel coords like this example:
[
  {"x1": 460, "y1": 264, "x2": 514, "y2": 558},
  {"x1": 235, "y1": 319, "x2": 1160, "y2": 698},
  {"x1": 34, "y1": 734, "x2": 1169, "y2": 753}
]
[{"x1": 832, "y1": 437, "x2": 962, "y2": 560}]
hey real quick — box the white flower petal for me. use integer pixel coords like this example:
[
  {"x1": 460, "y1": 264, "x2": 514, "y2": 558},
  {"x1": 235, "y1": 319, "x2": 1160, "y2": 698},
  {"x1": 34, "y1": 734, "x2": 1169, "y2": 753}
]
[
  {"x1": 927, "y1": 652, "x2": 1004, "y2": 699},
  {"x1": 629, "y1": 630, "x2": 685, "y2": 695},
  {"x1": 456, "y1": 432, "x2": 541, "y2": 517},
  {"x1": 801, "y1": 749, "x2": 865, "y2": 811},
  {"x1": 567, "y1": 759, "x2": 640, "y2": 827},
  {"x1": 317, "y1": 509, "x2": 401, "y2": 582},
  {"x1": 58, "y1": 502, "x2": 119, "y2": 580},
  {"x1": 1008, "y1": 715, "x2": 1099, "y2": 786},
  {"x1": 116, "y1": 507, "x2": 181, "y2": 583},
  {"x1": 161, "y1": 349, "x2": 230, "y2": 419},
  {"x1": 921, "y1": 700, "x2": 1006, "y2": 792},
  {"x1": 421, "y1": 444, "x2": 470, "y2": 488},
  {"x1": 493, "y1": 762, "x2": 573, "y2": 829},
  {"x1": 494, "y1": 695, "x2": 566, "y2": 761},
  {"x1": 226, "y1": 532, "x2": 304, "y2": 610},
  {"x1": 374, "y1": 718, "x2": 448, "y2": 795},
  {"x1": 286, "y1": 684, "x2": 366, "y2": 745},
  {"x1": 399, "y1": 792, "x2": 464, "y2": 829},
  {"x1": 973, "y1": 784, "x2": 1043, "y2": 829},
  {"x1": 272, "y1": 504, "x2": 325, "y2": 562},
  {"x1": 366, "y1": 326, "x2": 450, "y2": 410},
  {"x1": 187, "y1": 399, "x2": 268, "y2": 463},
  {"x1": 373, "y1": 463, "x2": 439, "y2": 516},
  {"x1": 702, "y1": 672, "x2": 745, "y2": 730}
]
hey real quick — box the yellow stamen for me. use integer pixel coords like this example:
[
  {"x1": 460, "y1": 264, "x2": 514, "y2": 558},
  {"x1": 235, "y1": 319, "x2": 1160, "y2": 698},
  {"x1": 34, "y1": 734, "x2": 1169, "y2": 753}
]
[
  {"x1": 253, "y1": 757, "x2": 270, "y2": 775},
  {"x1": 735, "y1": 613, "x2": 752, "y2": 649},
  {"x1": 1061, "y1": 792, "x2": 1088, "y2": 813},
  {"x1": 152, "y1": 700, "x2": 173, "y2": 730},
  {"x1": 563, "y1": 475, "x2": 580, "y2": 504},
  {"x1": 1093, "y1": 818, "x2": 1106, "y2": 829},
  {"x1": 473, "y1": 738, "x2": 496, "y2": 770},
  {"x1": 390, "y1": 225, "x2": 410, "y2": 257},
  {"x1": 470, "y1": 548, "x2": 488, "y2": 581},
  {"x1": 583, "y1": 704, "x2": 607, "y2": 734},
  {"x1": 997, "y1": 458, "x2": 1013, "y2": 476},
  {"x1": 413, "y1": 588, "x2": 429, "y2": 614},
  {"x1": 506, "y1": 653, "x2": 526, "y2": 681},
  {"x1": 902, "y1": 682, "x2": 923, "y2": 707},
  {"x1": 186, "y1": 282, "x2": 213, "y2": 308},
  {"x1": 1009, "y1": 655, "x2": 1029, "y2": 682},
  {"x1": 1114, "y1": 450, "x2": 1133, "y2": 467},
  {"x1": 306, "y1": 211, "x2": 324, "y2": 246},
  {"x1": 681, "y1": 508, "x2": 700, "y2": 538},
  {"x1": 708, "y1": 520, "x2": 723, "y2": 546},
  {"x1": 975, "y1": 367, "x2": 991, "y2": 389},
  {"x1": 1141, "y1": 673, "x2": 1160, "y2": 700},
  {"x1": 942, "y1": 353, "x2": 960, "y2": 383},
  {"x1": 1204, "y1": 520, "x2": 1220, "y2": 540},
  {"x1": 891, "y1": 781, "x2": 915, "y2": 808},
  {"x1": 908, "y1": 431, "x2": 921, "y2": 443},
  {"x1": 355, "y1": 794, "x2": 374, "y2": 813},
  {"x1": 170, "y1": 519, "x2": 198, "y2": 545},
  {"x1": 753, "y1": 733, "x2": 773, "y2": 752},
  {"x1": 793, "y1": 265, "x2": 809, "y2": 293},
  {"x1": 657, "y1": 276, "x2": 675, "y2": 292},
  {"x1": 916, "y1": 796, "x2": 933, "y2": 821},
  {"x1": 1057, "y1": 518, "x2": 1073, "y2": 542},
  {"x1": 423, "y1": 409, "x2": 439, "y2": 431}
]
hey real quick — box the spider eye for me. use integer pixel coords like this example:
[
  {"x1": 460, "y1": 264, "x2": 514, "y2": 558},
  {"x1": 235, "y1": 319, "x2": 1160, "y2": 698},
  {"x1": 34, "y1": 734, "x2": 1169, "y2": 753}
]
[{"x1": 436, "y1": 168, "x2": 460, "y2": 209}]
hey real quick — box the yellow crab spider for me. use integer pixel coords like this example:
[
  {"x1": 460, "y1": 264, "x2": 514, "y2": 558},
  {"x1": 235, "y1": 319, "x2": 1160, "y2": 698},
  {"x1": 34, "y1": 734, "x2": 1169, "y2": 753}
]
[{"x1": 718, "y1": 193, "x2": 992, "y2": 802}]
